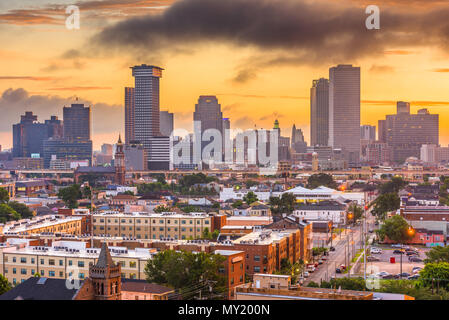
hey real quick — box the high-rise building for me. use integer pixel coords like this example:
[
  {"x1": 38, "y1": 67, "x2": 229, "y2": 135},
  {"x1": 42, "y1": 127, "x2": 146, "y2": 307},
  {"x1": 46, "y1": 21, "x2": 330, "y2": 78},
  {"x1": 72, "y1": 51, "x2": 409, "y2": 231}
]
[
  {"x1": 124, "y1": 87, "x2": 135, "y2": 145},
  {"x1": 291, "y1": 124, "x2": 307, "y2": 153},
  {"x1": 360, "y1": 125, "x2": 376, "y2": 141},
  {"x1": 380, "y1": 104, "x2": 439, "y2": 163},
  {"x1": 12, "y1": 112, "x2": 60, "y2": 158},
  {"x1": 43, "y1": 138, "x2": 93, "y2": 168},
  {"x1": 328, "y1": 65, "x2": 361, "y2": 164},
  {"x1": 63, "y1": 103, "x2": 91, "y2": 141},
  {"x1": 310, "y1": 78, "x2": 329, "y2": 147},
  {"x1": 101, "y1": 144, "x2": 113, "y2": 156},
  {"x1": 397, "y1": 101, "x2": 410, "y2": 114},
  {"x1": 160, "y1": 111, "x2": 174, "y2": 137},
  {"x1": 193, "y1": 96, "x2": 224, "y2": 166},
  {"x1": 131, "y1": 65, "x2": 163, "y2": 151},
  {"x1": 125, "y1": 141, "x2": 147, "y2": 171}
]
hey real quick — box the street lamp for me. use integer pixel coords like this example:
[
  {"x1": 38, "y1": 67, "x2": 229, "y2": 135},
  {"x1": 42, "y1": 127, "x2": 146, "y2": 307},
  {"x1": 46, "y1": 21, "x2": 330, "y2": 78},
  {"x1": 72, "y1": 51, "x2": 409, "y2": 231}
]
[{"x1": 400, "y1": 226, "x2": 416, "y2": 279}]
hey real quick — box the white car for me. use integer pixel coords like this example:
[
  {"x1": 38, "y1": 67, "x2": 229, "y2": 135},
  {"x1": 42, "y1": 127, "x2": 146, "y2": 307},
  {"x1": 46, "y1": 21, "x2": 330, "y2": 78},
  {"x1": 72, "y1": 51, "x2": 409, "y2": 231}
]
[
  {"x1": 303, "y1": 272, "x2": 310, "y2": 278},
  {"x1": 370, "y1": 248, "x2": 382, "y2": 254}
]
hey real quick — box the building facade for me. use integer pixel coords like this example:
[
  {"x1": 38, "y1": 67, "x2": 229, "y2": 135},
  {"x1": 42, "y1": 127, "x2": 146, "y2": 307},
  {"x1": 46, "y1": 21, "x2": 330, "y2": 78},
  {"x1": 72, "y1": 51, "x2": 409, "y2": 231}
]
[{"x1": 310, "y1": 78, "x2": 329, "y2": 147}]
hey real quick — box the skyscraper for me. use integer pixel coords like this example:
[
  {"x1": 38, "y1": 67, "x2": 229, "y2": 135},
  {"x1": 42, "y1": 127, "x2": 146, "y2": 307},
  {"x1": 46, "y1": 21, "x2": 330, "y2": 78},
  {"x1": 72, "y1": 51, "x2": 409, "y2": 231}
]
[
  {"x1": 124, "y1": 87, "x2": 135, "y2": 144},
  {"x1": 131, "y1": 65, "x2": 163, "y2": 147},
  {"x1": 160, "y1": 111, "x2": 174, "y2": 136},
  {"x1": 63, "y1": 103, "x2": 91, "y2": 141},
  {"x1": 310, "y1": 78, "x2": 329, "y2": 147},
  {"x1": 328, "y1": 65, "x2": 361, "y2": 164},
  {"x1": 193, "y1": 96, "x2": 224, "y2": 165},
  {"x1": 291, "y1": 124, "x2": 307, "y2": 153},
  {"x1": 380, "y1": 104, "x2": 439, "y2": 163},
  {"x1": 360, "y1": 125, "x2": 376, "y2": 141}
]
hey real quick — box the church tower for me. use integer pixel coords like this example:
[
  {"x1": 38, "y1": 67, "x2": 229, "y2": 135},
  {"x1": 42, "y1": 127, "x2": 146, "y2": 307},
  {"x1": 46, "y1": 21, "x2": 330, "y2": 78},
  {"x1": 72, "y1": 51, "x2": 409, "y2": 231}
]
[
  {"x1": 89, "y1": 242, "x2": 122, "y2": 300},
  {"x1": 115, "y1": 134, "x2": 126, "y2": 185}
]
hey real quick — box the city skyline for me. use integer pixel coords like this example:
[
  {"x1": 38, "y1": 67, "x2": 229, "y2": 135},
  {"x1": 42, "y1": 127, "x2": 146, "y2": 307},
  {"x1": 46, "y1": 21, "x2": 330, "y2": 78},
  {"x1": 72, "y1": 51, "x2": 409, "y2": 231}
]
[{"x1": 1, "y1": 0, "x2": 449, "y2": 151}]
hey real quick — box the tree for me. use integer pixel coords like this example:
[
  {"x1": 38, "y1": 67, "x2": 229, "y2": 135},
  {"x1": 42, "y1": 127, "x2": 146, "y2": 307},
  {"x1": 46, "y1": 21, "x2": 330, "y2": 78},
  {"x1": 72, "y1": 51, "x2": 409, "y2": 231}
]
[
  {"x1": 347, "y1": 203, "x2": 363, "y2": 224},
  {"x1": 378, "y1": 176, "x2": 407, "y2": 194},
  {"x1": 275, "y1": 258, "x2": 304, "y2": 284},
  {"x1": 419, "y1": 262, "x2": 449, "y2": 293},
  {"x1": 306, "y1": 174, "x2": 337, "y2": 189},
  {"x1": 269, "y1": 193, "x2": 296, "y2": 215},
  {"x1": 319, "y1": 277, "x2": 366, "y2": 291},
  {"x1": 371, "y1": 193, "x2": 400, "y2": 220},
  {"x1": 243, "y1": 191, "x2": 258, "y2": 205},
  {"x1": 245, "y1": 180, "x2": 259, "y2": 188},
  {"x1": 81, "y1": 186, "x2": 92, "y2": 199},
  {"x1": 377, "y1": 215, "x2": 413, "y2": 243},
  {"x1": 0, "y1": 274, "x2": 11, "y2": 295},
  {"x1": 425, "y1": 246, "x2": 449, "y2": 264},
  {"x1": 231, "y1": 200, "x2": 243, "y2": 209},
  {"x1": 7, "y1": 201, "x2": 33, "y2": 219},
  {"x1": 0, "y1": 204, "x2": 20, "y2": 223},
  {"x1": 58, "y1": 184, "x2": 82, "y2": 209},
  {"x1": 144, "y1": 250, "x2": 227, "y2": 299},
  {"x1": 153, "y1": 205, "x2": 172, "y2": 213},
  {"x1": 0, "y1": 188, "x2": 9, "y2": 204}
]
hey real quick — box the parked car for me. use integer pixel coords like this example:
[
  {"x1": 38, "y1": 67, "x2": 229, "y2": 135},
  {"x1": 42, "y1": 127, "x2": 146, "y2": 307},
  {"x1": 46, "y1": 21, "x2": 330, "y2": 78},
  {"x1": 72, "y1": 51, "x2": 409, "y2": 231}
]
[
  {"x1": 335, "y1": 268, "x2": 342, "y2": 274},
  {"x1": 340, "y1": 264, "x2": 346, "y2": 270},
  {"x1": 303, "y1": 272, "x2": 310, "y2": 278},
  {"x1": 391, "y1": 244, "x2": 402, "y2": 248},
  {"x1": 321, "y1": 256, "x2": 328, "y2": 261},
  {"x1": 393, "y1": 249, "x2": 405, "y2": 254},
  {"x1": 330, "y1": 247, "x2": 336, "y2": 252},
  {"x1": 409, "y1": 256, "x2": 423, "y2": 262},
  {"x1": 382, "y1": 274, "x2": 395, "y2": 279},
  {"x1": 394, "y1": 272, "x2": 410, "y2": 279},
  {"x1": 376, "y1": 271, "x2": 390, "y2": 278},
  {"x1": 370, "y1": 248, "x2": 382, "y2": 254},
  {"x1": 367, "y1": 255, "x2": 380, "y2": 262},
  {"x1": 408, "y1": 274, "x2": 420, "y2": 280},
  {"x1": 368, "y1": 229, "x2": 374, "y2": 233},
  {"x1": 406, "y1": 251, "x2": 418, "y2": 256},
  {"x1": 412, "y1": 267, "x2": 422, "y2": 273},
  {"x1": 375, "y1": 221, "x2": 379, "y2": 226},
  {"x1": 318, "y1": 259, "x2": 324, "y2": 265}
]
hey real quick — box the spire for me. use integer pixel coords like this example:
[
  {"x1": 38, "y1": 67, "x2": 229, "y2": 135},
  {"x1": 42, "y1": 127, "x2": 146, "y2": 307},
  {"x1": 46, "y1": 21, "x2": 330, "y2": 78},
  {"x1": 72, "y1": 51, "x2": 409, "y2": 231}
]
[
  {"x1": 95, "y1": 242, "x2": 116, "y2": 268},
  {"x1": 117, "y1": 134, "x2": 123, "y2": 145},
  {"x1": 274, "y1": 119, "x2": 280, "y2": 129}
]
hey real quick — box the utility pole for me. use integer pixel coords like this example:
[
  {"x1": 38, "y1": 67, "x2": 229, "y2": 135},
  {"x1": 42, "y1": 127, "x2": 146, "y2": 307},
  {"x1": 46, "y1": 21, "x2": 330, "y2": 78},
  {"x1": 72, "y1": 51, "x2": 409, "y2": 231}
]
[{"x1": 363, "y1": 194, "x2": 367, "y2": 283}]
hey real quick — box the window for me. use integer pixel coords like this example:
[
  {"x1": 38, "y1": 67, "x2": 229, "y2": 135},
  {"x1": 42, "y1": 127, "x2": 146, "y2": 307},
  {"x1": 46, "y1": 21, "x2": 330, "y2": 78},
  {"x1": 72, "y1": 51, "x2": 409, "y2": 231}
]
[
  {"x1": 13, "y1": 268, "x2": 16, "y2": 274},
  {"x1": 254, "y1": 255, "x2": 260, "y2": 262},
  {"x1": 21, "y1": 269, "x2": 26, "y2": 275},
  {"x1": 48, "y1": 271, "x2": 55, "y2": 277},
  {"x1": 40, "y1": 259, "x2": 44, "y2": 265},
  {"x1": 31, "y1": 269, "x2": 35, "y2": 275},
  {"x1": 59, "y1": 271, "x2": 64, "y2": 277},
  {"x1": 254, "y1": 266, "x2": 260, "y2": 272},
  {"x1": 79, "y1": 273, "x2": 85, "y2": 279},
  {"x1": 59, "y1": 260, "x2": 63, "y2": 266},
  {"x1": 13, "y1": 257, "x2": 16, "y2": 263},
  {"x1": 49, "y1": 259, "x2": 55, "y2": 266},
  {"x1": 78, "y1": 261, "x2": 85, "y2": 268},
  {"x1": 181, "y1": 220, "x2": 186, "y2": 224},
  {"x1": 69, "y1": 260, "x2": 73, "y2": 266},
  {"x1": 130, "y1": 261, "x2": 137, "y2": 268},
  {"x1": 205, "y1": 221, "x2": 209, "y2": 225},
  {"x1": 20, "y1": 257, "x2": 26, "y2": 263},
  {"x1": 40, "y1": 270, "x2": 44, "y2": 276}
]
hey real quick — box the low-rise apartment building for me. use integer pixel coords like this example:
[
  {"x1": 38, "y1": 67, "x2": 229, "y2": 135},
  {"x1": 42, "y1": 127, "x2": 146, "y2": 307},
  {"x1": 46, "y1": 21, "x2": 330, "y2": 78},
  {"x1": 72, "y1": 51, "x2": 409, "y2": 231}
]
[
  {"x1": 0, "y1": 240, "x2": 156, "y2": 285},
  {"x1": 2, "y1": 215, "x2": 83, "y2": 236},
  {"x1": 92, "y1": 211, "x2": 214, "y2": 240}
]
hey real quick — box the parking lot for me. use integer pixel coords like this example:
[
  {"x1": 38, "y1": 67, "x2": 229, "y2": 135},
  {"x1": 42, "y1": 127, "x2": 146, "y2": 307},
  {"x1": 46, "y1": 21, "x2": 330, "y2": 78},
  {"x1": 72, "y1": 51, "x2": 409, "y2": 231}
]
[{"x1": 365, "y1": 244, "x2": 428, "y2": 277}]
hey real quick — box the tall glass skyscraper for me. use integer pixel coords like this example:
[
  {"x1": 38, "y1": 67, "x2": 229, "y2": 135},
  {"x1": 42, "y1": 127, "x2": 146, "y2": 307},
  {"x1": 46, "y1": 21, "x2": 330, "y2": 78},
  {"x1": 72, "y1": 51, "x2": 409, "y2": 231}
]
[
  {"x1": 329, "y1": 64, "x2": 361, "y2": 164},
  {"x1": 63, "y1": 103, "x2": 91, "y2": 141},
  {"x1": 310, "y1": 78, "x2": 329, "y2": 147},
  {"x1": 124, "y1": 87, "x2": 135, "y2": 145}
]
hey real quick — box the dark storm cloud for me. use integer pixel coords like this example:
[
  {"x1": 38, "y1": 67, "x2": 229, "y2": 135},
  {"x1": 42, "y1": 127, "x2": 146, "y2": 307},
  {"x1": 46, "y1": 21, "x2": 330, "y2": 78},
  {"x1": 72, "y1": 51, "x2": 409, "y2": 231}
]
[
  {"x1": 0, "y1": 88, "x2": 123, "y2": 134},
  {"x1": 92, "y1": 0, "x2": 449, "y2": 58}
]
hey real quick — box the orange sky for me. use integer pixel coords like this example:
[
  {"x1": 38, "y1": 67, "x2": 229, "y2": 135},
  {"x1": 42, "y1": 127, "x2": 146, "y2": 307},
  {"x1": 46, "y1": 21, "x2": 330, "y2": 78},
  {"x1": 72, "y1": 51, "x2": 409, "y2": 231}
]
[{"x1": 0, "y1": 0, "x2": 448, "y2": 151}]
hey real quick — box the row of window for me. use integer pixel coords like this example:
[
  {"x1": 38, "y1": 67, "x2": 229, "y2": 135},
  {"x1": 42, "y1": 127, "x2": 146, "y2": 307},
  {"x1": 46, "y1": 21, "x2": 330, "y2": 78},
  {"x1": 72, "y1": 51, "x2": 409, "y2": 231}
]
[
  {"x1": 9, "y1": 257, "x2": 85, "y2": 267},
  {"x1": 95, "y1": 226, "x2": 203, "y2": 232},
  {"x1": 95, "y1": 219, "x2": 209, "y2": 225}
]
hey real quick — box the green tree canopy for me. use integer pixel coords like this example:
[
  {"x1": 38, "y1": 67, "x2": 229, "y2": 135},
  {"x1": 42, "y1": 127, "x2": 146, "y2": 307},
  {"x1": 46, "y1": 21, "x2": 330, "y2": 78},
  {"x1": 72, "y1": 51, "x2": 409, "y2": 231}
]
[
  {"x1": 269, "y1": 193, "x2": 296, "y2": 215},
  {"x1": 419, "y1": 262, "x2": 449, "y2": 293},
  {"x1": 153, "y1": 205, "x2": 172, "y2": 213},
  {"x1": 371, "y1": 193, "x2": 400, "y2": 220},
  {"x1": 0, "y1": 188, "x2": 10, "y2": 204},
  {"x1": 7, "y1": 201, "x2": 33, "y2": 220},
  {"x1": 0, "y1": 204, "x2": 20, "y2": 223},
  {"x1": 144, "y1": 250, "x2": 226, "y2": 299},
  {"x1": 378, "y1": 176, "x2": 407, "y2": 194},
  {"x1": 347, "y1": 203, "x2": 363, "y2": 224},
  {"x1": 243, "y1": 191, "x2": 258, "y2": 205},
  {"x1": 377, "y1": 215, "x2": 413, "y2": 243},
  {"x1": 425, "y1": 246, "x2": 449, "y2": 264},
  {"x1": 0, "y1": 274, "x2": 12, "y2": 295},
  {"x1": 57, "y1": 184, "x2": 82, "y2": 209},
  {"x1": 306, "y1": 174, "x2": 338, "y2": 189}
]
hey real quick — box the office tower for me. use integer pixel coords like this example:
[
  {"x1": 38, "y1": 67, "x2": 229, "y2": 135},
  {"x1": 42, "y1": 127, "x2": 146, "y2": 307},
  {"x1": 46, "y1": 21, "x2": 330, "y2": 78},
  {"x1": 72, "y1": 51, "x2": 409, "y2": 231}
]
[
  {"x1": 148, "y1": 136, "x2": 170, "y2": 170},
  {"x1": 310, "y1": 78, "x2": 329, "y2": 146},
  {"x1": 378, "y1": 120, "x2": 386, "y2": 143},
  {"x1": 365, "y1": 142, "x2": 392, "y2": 165},
  {"x1": 13, "y1": 112, "x2": 60, "y2": 158},
  {"x1": 124, "y1": 87, "x2": 135, "y2": 144},
  {"x1": 291, "y1": 124, "x2": 307, "y2": 153},
  {"x1": 125, "y1": 141, "x2": 147, "y2": 171},
  {"x1": 43, "y1": 138, "x2": 93, "y2": 168},
  {"x1": 397, "y1": 101, "x2": 410, "y2": 114},
  {"x1": 131, "y1": 65, "x2": 163, "y2": 150},
  {"x1": 160, "y1": 111, "x2": 174, "y2": 136},
  {"x1": 329, "y1": 65, "x2": 361, "y2": 164},
  {"x1": 361, "y1": 125, "x2": 376, "y2": 141},
  {"x1": 101, "y1": 144, "x2": 113, "y2": 156},
  {"x1": 45, "y1": 116, "x2": 63, "y2": 139},
  {"x1": 63, "y1": 103, "x2": 91, "y2": 141},
  {"x1": 193, "y1": 96, "x2": 224, "y2": 165},
  {"x1": 273, "y1": 120, "x2": 290, "y2": 161},
  {"x1": 380, "y1": 105, "x2": 439, "y2": 163}
]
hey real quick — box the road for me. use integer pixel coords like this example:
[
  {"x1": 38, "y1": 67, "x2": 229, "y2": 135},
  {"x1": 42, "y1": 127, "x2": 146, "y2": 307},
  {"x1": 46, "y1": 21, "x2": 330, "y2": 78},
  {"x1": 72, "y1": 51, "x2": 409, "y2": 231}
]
[{"x1": 304, "y1": 210, "x2": 376, "y2": 285}]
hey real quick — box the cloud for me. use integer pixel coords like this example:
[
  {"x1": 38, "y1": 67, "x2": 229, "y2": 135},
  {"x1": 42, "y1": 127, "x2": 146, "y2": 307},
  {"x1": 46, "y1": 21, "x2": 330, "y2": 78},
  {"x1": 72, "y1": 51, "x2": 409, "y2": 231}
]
[
  {"x1": 47, "y1": 86, "x2": 112, "y2": 91},
  {"x1": 432, "y1": 68, "x2": 449, "y2": 73},
  {"x1": 369, "y1": 64, "x2": 395, "y2": 73},
  {"x1": 362, "y1": 100, "x2": 449, "y2": 106},
  {"x1": 0, "y1": 88, "x2": 123, "y2": 135},
  {"x1": 84, "y1": 0, "x2": 449, "y2": 83},
  {"x1": 259, "y1": 112, "x2": 285, "y2": 121},
  {"x1": 233, "y1": 116, "x2": 254, "y2": 128},
  {"x1": 0, "y1": 76, "x2": 58, "y2": 81}
]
